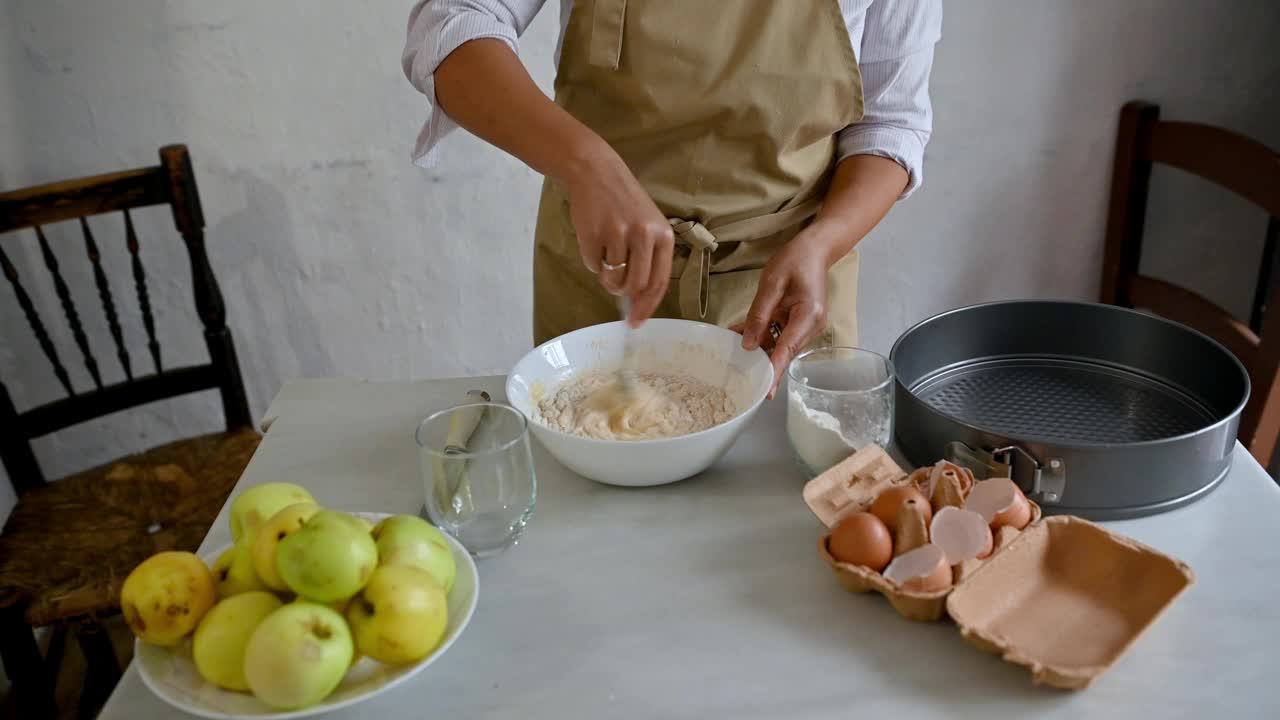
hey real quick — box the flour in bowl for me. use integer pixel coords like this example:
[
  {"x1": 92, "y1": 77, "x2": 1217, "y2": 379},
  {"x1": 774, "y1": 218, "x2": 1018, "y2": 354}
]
[{"x1": 538, "y1": 370, "x2": 736, "y2": 440}]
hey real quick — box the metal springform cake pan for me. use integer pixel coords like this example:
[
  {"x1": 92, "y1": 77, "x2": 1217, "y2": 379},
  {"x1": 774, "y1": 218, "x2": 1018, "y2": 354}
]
[{"x1": 890, "y1": 300, "x2": 1249, "y2": 520}]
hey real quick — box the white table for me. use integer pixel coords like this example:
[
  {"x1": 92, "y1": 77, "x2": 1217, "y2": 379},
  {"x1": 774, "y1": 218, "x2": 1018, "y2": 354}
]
[{"x1": 99, "y1": 377, "x2": 1280, "y2": 719}]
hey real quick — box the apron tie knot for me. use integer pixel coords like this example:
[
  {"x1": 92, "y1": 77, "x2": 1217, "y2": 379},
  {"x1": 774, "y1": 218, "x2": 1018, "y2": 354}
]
[
  {"x1": 670, "y1": 218, "x2": 718, "y2": 319},
  {"x1": 670, "y1": 219, "x2": 718, "y2": 253}
]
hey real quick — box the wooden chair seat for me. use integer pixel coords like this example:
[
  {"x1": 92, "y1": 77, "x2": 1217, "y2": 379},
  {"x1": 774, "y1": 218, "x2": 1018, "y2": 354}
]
[{"x1": 0, "y1": 427, "x2": 260, "y2": 628}]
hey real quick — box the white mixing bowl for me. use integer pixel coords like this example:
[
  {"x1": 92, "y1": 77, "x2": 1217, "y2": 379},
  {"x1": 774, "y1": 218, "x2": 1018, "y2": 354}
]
[{"x1": 506, "y1": 319, "x2": 774, "y2": 486}]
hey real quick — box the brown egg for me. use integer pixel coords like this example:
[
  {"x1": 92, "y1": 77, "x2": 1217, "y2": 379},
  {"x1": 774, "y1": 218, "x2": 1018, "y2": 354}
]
[
  {"x1": 827, "y1": 512, "x2": 893, "y2": 572},
  {"x1": 994, "y1": 524, "x2": 1022, "y2": 551},
  {"x1": 883, "y1": 543, "x2": 953, "y2": 593},
  {"x1": 977, "y1": 526, "x2": 994, "y2": 559},
  {"x1": 992, "y1": 485, "x2": 1033, "y2": 530},
  {"x1": 871, "y1": 485, "x2": 932, "y2": 531},
  {"x1": 904, "y1": 559, "x2": 953, "y2": 593},
  {"x1": 965, "y1": 478, "x2": 1033, "y2": 531}
]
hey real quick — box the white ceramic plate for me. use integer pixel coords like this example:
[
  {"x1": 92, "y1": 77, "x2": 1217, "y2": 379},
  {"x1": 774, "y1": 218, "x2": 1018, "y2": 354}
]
[{"x1": 135, "y1": 512, "x2": 479, "y2": 719}]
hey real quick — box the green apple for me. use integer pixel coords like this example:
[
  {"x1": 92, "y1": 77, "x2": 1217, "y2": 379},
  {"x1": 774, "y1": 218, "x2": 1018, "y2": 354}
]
[
  {"x1": 291, "y1": 594, "x2": 352, "y2": 616},
  {"x1": 252, "y1": 503, "x2": 321, "y2": 590},
  {"x1": 277, "y1": 510, "x2": 377, "y2": 602},
  {"x1": 229, "y1": 483, "x2": 316, "y2": 543},
  {"x1": 346, "y1": 565, "x2": 448, "y2": 665},
  {"x1": 243, "y1": 602, "x2": 353, "y2": 709},
  {"x1": 212, "y1": 542, "x2": 270, "y2": 599},
  {"x1": 290, "y1": 596, "x2": 360, "y2": 669},
  {"x1": 371, "y1": 515, "x2": 456, "y2": 593},
  {"x1": 193, "y1": 591, "x2": 283, "y2": 691}
]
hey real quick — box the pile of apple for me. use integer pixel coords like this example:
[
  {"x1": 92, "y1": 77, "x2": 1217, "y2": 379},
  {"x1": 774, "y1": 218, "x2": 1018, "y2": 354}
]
[{"x1": 119, "y1": 482, "x2": 457, "y2": 711}]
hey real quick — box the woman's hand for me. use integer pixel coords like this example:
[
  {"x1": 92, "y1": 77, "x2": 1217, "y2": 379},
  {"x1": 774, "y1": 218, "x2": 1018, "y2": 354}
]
[
  {"x1": 565, "y1": 143, "x2": 675, "y2": 326},
  {"x1": 735, "y1": 222, "x2": 842, "y2": 399},
  {"x1": 735, "y1": 155, "x2": 910, "y2": 399}
]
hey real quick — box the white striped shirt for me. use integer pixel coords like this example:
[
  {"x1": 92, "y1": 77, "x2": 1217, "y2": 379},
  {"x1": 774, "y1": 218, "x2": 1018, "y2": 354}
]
[{"x1": 403, "y1": 0, "x2": 942, "y2": 196}]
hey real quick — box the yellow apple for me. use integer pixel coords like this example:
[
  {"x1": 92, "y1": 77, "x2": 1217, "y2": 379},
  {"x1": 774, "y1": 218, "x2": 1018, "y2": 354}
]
[
  {"x1": 371, "y1": 514, "x2": 456, "y2": 593},
  {"x1": 211, "y1": 542, "x2": 269, "y2": 599},
  {"x1": 346, "y1": 565, "x2": 448, "y2": 665},
  {"x1": 192, "y1": 591, "x2": 283, "y2": 691},
  {"x1": 121, "y1": 551, "x2": 217, "y2": 646},
  {"x1": 252, "y1": 503, "x2": 321, "y2": 590},
  {"x1": 229, "y1": 483, "x2": 316, "y2": 543},
  {"x1": 243, "y1": 602, "x2": 353, "y2": 709}
]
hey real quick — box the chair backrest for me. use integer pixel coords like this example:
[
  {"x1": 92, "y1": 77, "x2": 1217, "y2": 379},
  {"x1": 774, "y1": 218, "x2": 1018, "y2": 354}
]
[
  {"x1": 1101, "y1": 101, "x2": 1280, "y2": 466},
  {"x1": 0, "y1": 145, "x2": 251, "y2": 494}
]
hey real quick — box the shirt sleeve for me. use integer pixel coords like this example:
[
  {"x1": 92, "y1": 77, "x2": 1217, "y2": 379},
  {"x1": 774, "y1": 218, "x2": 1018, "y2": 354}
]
[
  {"x1": 837, "y1": 0, "x2": 943, "y2": 198},
  {"x1": 402, "y1": 0, "x2": 547, "y2": 168}
]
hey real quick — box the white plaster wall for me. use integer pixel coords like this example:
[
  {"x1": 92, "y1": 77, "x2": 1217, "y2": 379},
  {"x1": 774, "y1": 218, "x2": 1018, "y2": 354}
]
[{"x1": 1, "y1": 0, "x2": 1278, "y2": 533}]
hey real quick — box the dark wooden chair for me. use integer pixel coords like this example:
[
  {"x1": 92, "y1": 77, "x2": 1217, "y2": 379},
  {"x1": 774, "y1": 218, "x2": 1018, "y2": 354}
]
[
  {"x1": 0, "y1": 145, "x2": 260, "y2": 719},
  {"x1": 1101, "y1": 101, "x2": 1280, "y2": 467}
]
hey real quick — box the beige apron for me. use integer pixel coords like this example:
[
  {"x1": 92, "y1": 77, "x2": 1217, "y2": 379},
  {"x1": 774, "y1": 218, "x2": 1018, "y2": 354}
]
[{"x1": 533, "y1": 0, "x2": 864, "y2": 347}]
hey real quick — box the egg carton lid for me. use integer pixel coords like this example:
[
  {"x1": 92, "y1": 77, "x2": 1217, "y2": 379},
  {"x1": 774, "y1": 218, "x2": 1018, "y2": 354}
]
[
  {"x1": 946, "y1": 514, "x2": 1194, "y2": 689},
  {"x1": 801, "y1": 445, "x2": 912, "y2": 528}
]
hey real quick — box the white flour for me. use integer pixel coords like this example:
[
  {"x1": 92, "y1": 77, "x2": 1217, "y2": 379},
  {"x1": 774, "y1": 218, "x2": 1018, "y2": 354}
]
[
  {"x1": 787, "y1": 392, "x2": 861, "y2": 474},
  {"x1": 538, "y1": 370, "x2": 735, "y2": 440}
]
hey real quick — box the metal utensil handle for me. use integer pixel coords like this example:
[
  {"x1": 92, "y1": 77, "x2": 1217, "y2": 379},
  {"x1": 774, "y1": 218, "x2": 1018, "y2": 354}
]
[
  {"x1": 616, "y1": 296, "x2": 640, "y2": 395},
  {"x1": 945, "y1": 441, "x2": 1067, "y2": 505}
]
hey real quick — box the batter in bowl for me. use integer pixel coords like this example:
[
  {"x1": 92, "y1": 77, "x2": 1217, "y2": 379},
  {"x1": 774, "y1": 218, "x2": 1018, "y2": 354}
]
[{"x1": 538, "y1": 370, "x2": 736, "y2": 440}]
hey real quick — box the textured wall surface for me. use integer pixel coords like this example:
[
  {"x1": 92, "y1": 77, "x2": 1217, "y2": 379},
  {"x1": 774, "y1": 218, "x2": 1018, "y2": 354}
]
[{"x1": 2, "y1": 0, "x2": 1278, "y2": 528}]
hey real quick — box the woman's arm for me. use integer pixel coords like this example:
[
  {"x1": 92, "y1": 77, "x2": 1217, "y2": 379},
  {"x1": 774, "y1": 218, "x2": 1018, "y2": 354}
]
[
  {"x1": 792, "y1": 156, "x2": 908, "y2": 268},
  {"x1": 403, "y1": 2, "x2": 674, "y2": 323},
  {"x1": 433, "y1": 39, "x2": 596, "y2": 191},
  {"x1": 739, "y1": 0, "x2": 942, "y2": 396},
  {"x1": 835, "y1": 0, "x2": 942, "y2": 196},
  {"x1": 402, "y1": 0, "x2": 548, "y2": 165}
]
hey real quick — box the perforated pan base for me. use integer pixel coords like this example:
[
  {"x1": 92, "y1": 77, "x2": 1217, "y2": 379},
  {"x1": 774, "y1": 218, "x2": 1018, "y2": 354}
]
[{"x1": 913, "y1": 357, "x2": 1218, "y2": 445}]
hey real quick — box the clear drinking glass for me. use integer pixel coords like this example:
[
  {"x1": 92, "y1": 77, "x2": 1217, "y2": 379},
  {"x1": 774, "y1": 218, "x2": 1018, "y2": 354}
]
[
  {"x1": 417, "y1": 402, "x2": 536, "y2": 557},
  {"x1": 786, "y1": 347, "x2": 895, "y2": 477}
]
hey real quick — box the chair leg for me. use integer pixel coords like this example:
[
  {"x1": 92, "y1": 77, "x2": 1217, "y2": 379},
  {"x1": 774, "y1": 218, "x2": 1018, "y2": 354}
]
[
  {"x1": 0, "y1": 603, "x2": 57, "y2": 720},
  {"x1": 43, "y1": 625, "x2": 67, "y2": 683},
  {"x1": 1249, "y1": 217, "x2": 1279, "y2": 333},
  {"x1": 75, "y1": 623, "x2": 123, "y2": 720}
]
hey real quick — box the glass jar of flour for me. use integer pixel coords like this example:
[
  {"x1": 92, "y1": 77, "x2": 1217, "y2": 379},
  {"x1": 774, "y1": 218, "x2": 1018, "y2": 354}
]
[{"x1": 786, "y1": 347, "x2": 895, "y2": 477}]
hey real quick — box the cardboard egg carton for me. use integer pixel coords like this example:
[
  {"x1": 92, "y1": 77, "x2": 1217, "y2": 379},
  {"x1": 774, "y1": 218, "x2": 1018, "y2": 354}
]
[
  {"x1": 803, "y1": 446, "x2": 1039, "y2": 621},
  {"x1": 803, "y1": 445, "x2": 1193, "y2": 689}
]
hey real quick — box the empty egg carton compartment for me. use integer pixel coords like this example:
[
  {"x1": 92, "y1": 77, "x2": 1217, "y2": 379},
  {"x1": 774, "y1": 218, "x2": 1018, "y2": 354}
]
[{"x1": 945, "y1": 515, "x2": 1194, "y2": 689}]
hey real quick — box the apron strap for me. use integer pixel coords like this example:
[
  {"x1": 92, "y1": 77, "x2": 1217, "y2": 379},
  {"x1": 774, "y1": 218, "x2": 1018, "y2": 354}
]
[
  {"x1": 671, "y1": 197, "x2": 824, "y2": 319},
  {"x1": 589, "y1": 0, "x2": 627, "y2": 70}
]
